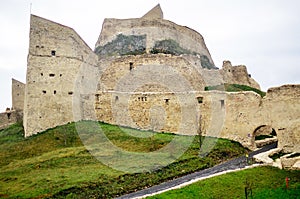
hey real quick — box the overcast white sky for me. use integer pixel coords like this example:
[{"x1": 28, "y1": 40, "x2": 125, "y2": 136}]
[{"x1": 0, "y1": 0, "x2": 300, "y2": 111}]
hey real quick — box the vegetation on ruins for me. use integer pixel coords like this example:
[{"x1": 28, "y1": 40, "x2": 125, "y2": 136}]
[
  {"x1": 94, "y1": 34, "x2": 147, "y2": 56},
  {"x1": 205, "y1": 83, "x2": 266, "y2": 97},
  {"x1": 0, "y1": 122, "x2": 247, "y2": 198},
  {"x1": 150, "y1": 39, "x2": 192, "y2": 56}
]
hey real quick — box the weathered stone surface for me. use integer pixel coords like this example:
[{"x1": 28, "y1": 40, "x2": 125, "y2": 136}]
[
  {"x1": 142, "y1": 4, "x2": 163, "y2": 20},
  {"x1": 23, "y1": 15, "x2": 98, "y2": 136},
  {"x1": 221, "y1": 61, "x2": 260, "y2": 90},
  {"x1": 4, "y1": 5, "x2": 298, "y2": 156},
  {"x1": 0, "y1": 110, "x2": 18, "y2": 130},
  {"x1": 12, "y1": 78, "x2": 25, "y2": 111}
]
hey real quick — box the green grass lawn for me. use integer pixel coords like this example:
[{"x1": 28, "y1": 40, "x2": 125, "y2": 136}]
[
  {"x1": 0, "y1": 121, "x2": 247, "y2": 198},
  {"x1": 148, "y1": 166, "x2": 300, "y2": 199}
]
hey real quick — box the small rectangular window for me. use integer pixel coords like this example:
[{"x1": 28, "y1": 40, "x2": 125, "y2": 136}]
[
  {"x1": 197, "y1": 97, "x2": 203, "y2": 104},
  {"x1": 49, "y1": 74, "x2": 55, "y2": 77},
  {"x1": 7, "y1": 113, "x2": 11, "y2": 120},
  {"x1": 129, "y1": 62, "x2": 133, "y2": 70},
  {"x1": 51, "y1": 50, "x2": 56, "y2": 56},
  {"x1": 42, "y1": 90, "x2": 46, "y2": 94},
  {"x1": 220, "y1": 100, "x2": 225, "y2": 108},
  {"x1": 165, "y1": 99, "x2": 169, "y2": 104},
  {"x1": 68, "y1": 91, "x2": 73, "y2": 95}
]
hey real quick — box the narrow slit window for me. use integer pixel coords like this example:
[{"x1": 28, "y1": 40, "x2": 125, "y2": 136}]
[
  {"x1": 68, "y1": 91, "x2": 73, "y2": 95},
  {"x1": 220, "y1": 100, "x2": 225, "y2": 108},
  {"x1": 49, "y1": 73, "x2": 55, "y2": 77},
  {"x1": 115, "y1": 96, "x2": 119, "y2": 101},
  {"x1": 54, "y1": 90, "x2": 57, "y2": 94},
  {"x1": 129, "y1": 62, "x2": 133, "y2": 70}
]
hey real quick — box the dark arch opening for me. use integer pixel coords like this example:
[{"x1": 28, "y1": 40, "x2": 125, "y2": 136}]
[{"x1": 253, "y1": 125, "x2": 277, "y2": 148}]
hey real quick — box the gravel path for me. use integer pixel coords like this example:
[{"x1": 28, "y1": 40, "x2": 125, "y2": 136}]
[{"x1": 116, "y1": 142, "x2": 277, "y2": 199}]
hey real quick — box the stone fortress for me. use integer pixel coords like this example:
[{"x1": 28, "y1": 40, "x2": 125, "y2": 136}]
[{"x1": 1, "y1": 5, "x2": 299, "y2": 160}]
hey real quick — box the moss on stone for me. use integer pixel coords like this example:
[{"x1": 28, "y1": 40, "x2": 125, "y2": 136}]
[
  {"x1": 95, "y1": 34, "x2": 146, "y2": 56},
  {"x1": 150, "y1": 39, "x2": 191, "y2": 55},
  {"x1": 200, "y1": 55, "x2": 216, "y2": 69}
]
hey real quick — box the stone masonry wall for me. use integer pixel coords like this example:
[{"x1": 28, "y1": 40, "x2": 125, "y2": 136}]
[
  {"x1": 221, "y1": 60, "x2": 260, "y2": 89},
  {"x1": 12, "y1": 78, "x2": 25, "y2": 111},
  {"x1": 95, "y1": 91, "x2": 199, "y2": 135},
  {"x1": 0, "y1": 110, "x2": 18, "y2": 130},
  {"x1": 98, "y1": 54, "x2": 207, "y2": 92},
  {"x1": 20, "y1": 10, "x2": 299, "y2": 154},
  {"x1": 261, "y1": 85, "x2": 300, "y2": 152},
  {"x1": 95, "y1": 17, "x2": 214, "y2": 66},
  {"x1": 23, "y1": 15, "x2": 98, "y2": 137}
]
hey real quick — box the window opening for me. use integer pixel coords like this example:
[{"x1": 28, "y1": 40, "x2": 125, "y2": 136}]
[
  {"x1": 115, "y1": 96, "x2": 119, "y2": 101},
  {"x1": 68, "y1": 91, "x2": 73, "y2": 95},
  {"x1": 51, "y1": 50, "x2": 56, "y2": 56},
  {"x1": 220, "y1": 100, "x2": 225, "y2": 108},
  {"x1": 165, "y1": 99, "x2": 169, "y2": 104},
  {"x1": 197, "y1": 96, "x2": 203, "y2": 104},
  {"x1": 95, "y1": 94, "x2": 100, "y2": 101},
  {"x1": 54, "y1": 90, "x2": 57, "y2": 94},
  {"x1": 129, "y1": 62, "x2": 133, "y2": 70},
  {"x1": 42, "y1": 90, "x2": 46, "y2": 94},
  {"x1": 49, "y1": 74, "x2": 55, "y2": 77},
  {"x1": 7, "y1": 113, "x2": 11, "y2": 120}
]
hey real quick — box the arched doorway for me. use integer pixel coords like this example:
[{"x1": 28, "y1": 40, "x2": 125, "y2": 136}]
[{"x1": 253, "y1": 125, "x2": 277, "y2": 148}]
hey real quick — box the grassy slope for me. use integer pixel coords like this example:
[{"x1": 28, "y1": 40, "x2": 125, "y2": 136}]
[
  {"x1": 205, "y1": 83, "x2": 266, "y2": 97},
  {"x1": 0, "y1": 121, "x2": 247, "y2": 198},
  {"x1": 148, "y1": 166, "x2": 300, "y2": 199}
]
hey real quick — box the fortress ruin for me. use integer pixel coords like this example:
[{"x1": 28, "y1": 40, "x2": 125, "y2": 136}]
[{"x1": 1, "y1": 5, "x2": 299, "y2": 154}]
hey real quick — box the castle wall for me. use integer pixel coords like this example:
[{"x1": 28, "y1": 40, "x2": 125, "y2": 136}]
[
  {"x1": 261, "y1": 85, "x2": 300, "y2": 152},
  {"x1": 19, "y1": 11, "x2": 299, "y2": 154},
  {"x1": 12, "y1": 78, "x2": 25, "y2": 111},
  {"x1": 95, "y1": 17, "x2": 214, "y2": 66},
  {"x1": 98, "y1": 54, "x2": 206, "y2": 92},
  {"x1": 95, "y1": 91, "x2": 199, "y2": 135},
  {"x1": 221, "y1": 61, "x2": 260, "y2": 89},
  {"x1": 23, "y1": 15, "x2": 98, "y2": 137},
  {"x1": 0, "y1": 110, "x2": 18, "y2": 130}
]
